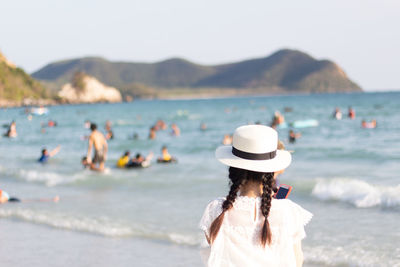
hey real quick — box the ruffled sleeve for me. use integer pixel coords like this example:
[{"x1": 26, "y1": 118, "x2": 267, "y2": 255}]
[
  {"x1": 288, "y1": 200, "x2": 313, "y2": 241},
  {"x1": 199, "y1": 198, "x2": 224, "y2": 237}
]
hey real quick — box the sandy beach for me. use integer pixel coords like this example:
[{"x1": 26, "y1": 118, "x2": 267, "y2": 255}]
[{"x1": 0, "y1": 220, "x2": 203, "y2": 267}]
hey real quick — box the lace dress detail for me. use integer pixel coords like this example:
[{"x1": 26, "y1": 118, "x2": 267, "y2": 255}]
[{"x1": 199, "y1": 196, "x2": 312, "y2": 267}]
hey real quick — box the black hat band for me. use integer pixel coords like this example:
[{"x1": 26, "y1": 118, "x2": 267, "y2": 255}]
[{"x1": 232, "y1": 147, "x2": 277, "y2": 160}]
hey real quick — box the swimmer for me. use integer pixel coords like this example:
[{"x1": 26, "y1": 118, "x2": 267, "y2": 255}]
[
  {"x1": 155, "y1": 119, "x2": 167, "y2": 131},
  {"x1": 149, "y1": 126, "x2": 156, "y2": 140},
  {"x1": 105, "y1": 120, "x2": 112, "y2": 132},
  {"x1": 289, "y1": 130, "x2": 301, "y2": 144},
  {"x1": 86, "y1": 123, "x2": 108, "y2": 172},
  {"x1": 171, "y1": 123, "x2": 180, "y2": 136},
  {"x1": 362, "y1": 119, "x2": 377, "y2": 129},
  {"x1": 270, "y1": 111, "x2": 284, "y2": 128},
  {"x1": 157, "y1": 146, "x2": 176, "y2": 163},
  {"x1": 4, "y1": 121, "x2": 17, "y2": 138},
  {"x1": 200, "y1": 123, "x2": 207, "y2": 131},
  {"x1": 106, "y1": 130, "x2": 114, "y2": 140},
  {"x1": 105, "y1": 120, "x2": 114, "y2": 140},
  {"x1": 117, "y1": 151, "x2": 130, "y2": 168},
  {"x1": 127, "y1": 152, "x2": 153, "y2": 168},
  {"x1": 0, "y1": 189, "x2": 59, "y2": 204},
  {"x1": 272, "y1": 111, "x2": 285, "y2": 125},
  {"x1": 47, "y1": 120, "x2": 57, "y2": 127},
  {"x1": 333, "y1": 107, "x2": 342, "y2": 120},
  {"x1": 84, "y1": 120, "x2": 91, "y2": 129},
  {"x1": 38, "y1": 145, "x2": 61, "y2": 163},
  {"x1": 222, "y1": 134, "x2": 233, "y2": 145},
  {"x1": 348, "y1": 107, "x2": 355, "y2": 119}
]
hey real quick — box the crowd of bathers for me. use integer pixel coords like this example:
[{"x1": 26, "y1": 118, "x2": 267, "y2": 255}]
[
  {"x1": 2, "y1": 115, "x2": 180, "y2": 173},
  {"x1": 80, "y1": 120, "x2": 178, "y2": 171},
  {"x1": 1, "y1": 104, "x2": 378, "y2": 203},
  {"x1": 332, "y1": 106, "x2": 377, "y2": 128},
  {"x1": 2, "y1": 106, "x2": 377, "y2": 167}
]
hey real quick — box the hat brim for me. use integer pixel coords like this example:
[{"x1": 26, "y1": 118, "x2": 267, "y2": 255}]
[{"x1": 215, "y1": 146, "x2": 291, "y2": 173}]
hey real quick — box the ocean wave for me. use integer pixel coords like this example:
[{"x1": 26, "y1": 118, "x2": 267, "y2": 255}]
[
  {"x1": 305, "y1": 245, "x2": 400, "y2": 267},
  {"x1": 0, "y1": 165, "x2": 121, "y2": 187},
  {"x1": 18, "y1": 169, "x2": 89, "y2": 187},
  {"x1": 18, "y1": 169, "x2": 71, "y2": 187},
  {"x1": 312, "y1": 178, "x2": 400, "y2": 208},
  {"x1": 0, "y1": 208, "x2": 200, "y2": 246},
  {"x1": 0, "y1": 166, "x2": 65, "y2": 187}
]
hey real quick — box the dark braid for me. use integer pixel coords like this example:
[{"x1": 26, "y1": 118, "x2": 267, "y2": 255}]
[
  {"x1": 209, "y1": 167, "x2": 275, "y2": 246},
  {"x1": 209, "y1": 168, "x2": 244, "y2": 244},
  {"x1": 260, "y1": 172, "x2": 274, "y2": 246}
]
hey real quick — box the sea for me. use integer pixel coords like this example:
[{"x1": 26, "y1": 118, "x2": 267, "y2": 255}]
[{"x1": 0, "y1": 92, "x2": 399, "y2": 267}]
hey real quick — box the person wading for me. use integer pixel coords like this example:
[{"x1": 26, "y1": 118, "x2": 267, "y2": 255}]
[{"x1": 86, "y1": 123, "x2": 108, "y2": 172}]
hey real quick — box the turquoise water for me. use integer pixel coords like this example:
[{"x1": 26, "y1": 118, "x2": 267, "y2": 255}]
[{"x1": 1, "y1": 92, "x2": 399, "y2": 266}]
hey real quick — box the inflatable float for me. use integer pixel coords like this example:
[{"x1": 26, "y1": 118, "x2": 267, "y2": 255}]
[
  {"x1": 30, "y1": 107, "x2": 49, "y2": 116},
  {"x1": 278, "y1": 119, "x2": 318, "y2": 129}
]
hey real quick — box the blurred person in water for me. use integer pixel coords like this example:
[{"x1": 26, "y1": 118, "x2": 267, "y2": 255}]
[
  {"x1": 3, "y1": 121, "x2": 17, "y2": 138},
  {"x1": 171, "y1": 123, "x2": 180, "y2": 136},
  {"x1": 0, "y1": 189, "x2": 59, "y2": 204},
  {"x1": 333, "y1": 107, "x2": 342, "y2": 120},
  {"x1": 117, "y1": 151, "x2": 131, "y2": 168},
  {"x1": 38, "y1": 145, "x2": 61, "y2": 163},
  {"x1": 86, "y1": 123, "x2": 108, "y2": 172},
  {"x1": 348, "y1": 107, "x2": 356, "y2": 119},
  {"x1": 157, "y1": 146, "x2": 176, "y2": 163},
  {"x1": 127, "y1": 152, "x2": 154, "y2": 168},
  {"x1": 289, "y1": 130, "x2": 301, "y2": 144}
]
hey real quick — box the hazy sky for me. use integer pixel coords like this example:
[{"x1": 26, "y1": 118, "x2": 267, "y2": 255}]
[{"x1": 1, "y1": 0, "x2": 399, "y2": 90}]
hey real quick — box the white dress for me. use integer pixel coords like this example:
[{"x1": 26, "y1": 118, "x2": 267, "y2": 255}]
[{"x1": 199, "y1": 196, "x2": 312, "y2": 267}]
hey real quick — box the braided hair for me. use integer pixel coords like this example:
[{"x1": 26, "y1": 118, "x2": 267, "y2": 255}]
[{"x1": 209, "y1": 167, "x2": 275, "y2": 246}]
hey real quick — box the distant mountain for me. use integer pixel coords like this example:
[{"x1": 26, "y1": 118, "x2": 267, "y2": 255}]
[
  {"x1": 0, "y1": 51, "x2": 50, "y2": 106},
  {"x1": 33, "y1": 57, "x2": 217, "y2": 89},
  {"x1": 195, "y1": 50, "x2": 361, "y2": 93},
  {"x1": 32, "y1": 49, "x2": 362, "y2": 96}
]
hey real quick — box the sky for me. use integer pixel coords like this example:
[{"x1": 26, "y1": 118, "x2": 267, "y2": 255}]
[{"x1": 1, "y1": 0, "x2": 399, "y2": 91}]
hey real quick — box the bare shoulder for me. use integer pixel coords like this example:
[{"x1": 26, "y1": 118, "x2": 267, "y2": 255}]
[
  {"x1": 88, "y1": 132, "x2": 95, "y2": 140},
  {"x1": 93, "y1": 131, "x2": 105, "y2": 139}
]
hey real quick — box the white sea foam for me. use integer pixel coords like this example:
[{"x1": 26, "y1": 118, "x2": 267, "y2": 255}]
[
  {"x1": 0, "y1": 165, "x2": 79, "y2": 187},
  {"x1": 0, "y1": 208, "x2": 200, "y2": 246},
  {"x1": 305, "y1": 244, "x2": 400, "y2": 267},
  {"x1": 18, "y1": 169, "x2": 86, "y2": 187},
  {"x1": 0, "y1": 208, "x2": 133, "y2": 237},
  {"x1": 312, "y1": 178, "x2": 400, "y2": 208},
  {"x1": 167, "y1": 232, "x2": 201, "y2": 246}
]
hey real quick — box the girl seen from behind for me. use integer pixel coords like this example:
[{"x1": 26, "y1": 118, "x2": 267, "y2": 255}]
[{"x1": 199, "y1": 125, "x2": 312, "y2": 267}]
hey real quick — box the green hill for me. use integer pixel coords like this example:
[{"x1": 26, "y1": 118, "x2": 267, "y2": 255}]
[
  {"x1": 32, "y1": 49, "x2": 362, "y2": 96},
  {"x1": 33, "y1": 57, "x2": 217, "y2": 89},
  {"x1": 0, "y1": 52, "x2": 49, "y2": 104},
  {"x1": 196, "y1": 50, "x2": 360, "y2": 93}
]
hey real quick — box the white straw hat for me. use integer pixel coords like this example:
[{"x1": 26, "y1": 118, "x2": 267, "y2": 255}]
[{"x1": 215, "y1": 125, "x2": 291, "y2": 172}]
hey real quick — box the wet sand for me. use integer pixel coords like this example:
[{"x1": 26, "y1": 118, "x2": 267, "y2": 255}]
[{"x1": 0, "y1": 219, "x2": 203, "y2": 267}]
